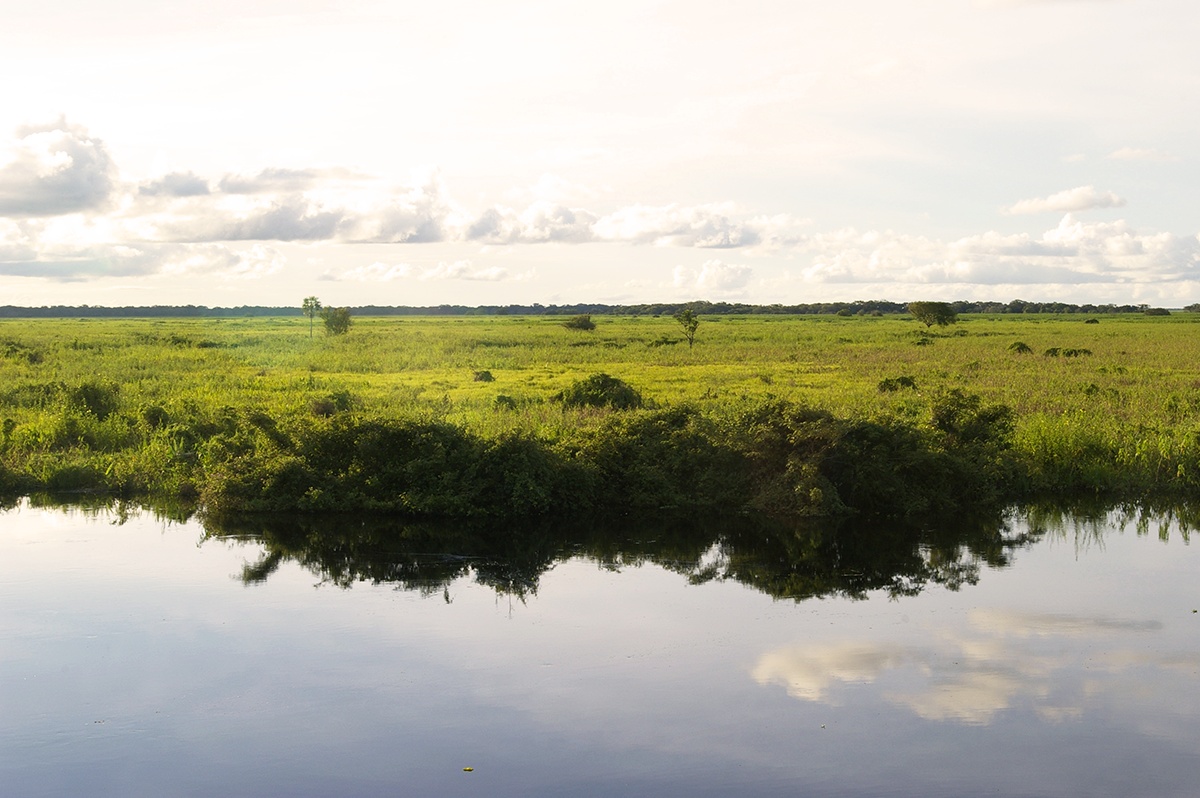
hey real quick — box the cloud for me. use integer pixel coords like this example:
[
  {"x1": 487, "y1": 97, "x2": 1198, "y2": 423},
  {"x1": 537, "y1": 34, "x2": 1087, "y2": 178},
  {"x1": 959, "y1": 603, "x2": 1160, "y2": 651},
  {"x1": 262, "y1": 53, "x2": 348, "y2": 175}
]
[
  {"x1": 0, "y1": 240, "x2": 283, "y2": 281},
  {"x1": 673, "y1": 259, "x2": 754, "y2": 293},
  {"x1": 0, "y1": 117, "x2": 116, "y2": 217},
  {"x1": 334, "y1": 261, "x2": 413, "y2": 281},
  {"x1": 752, "y1": 642, "x2": 908, "y2": 702},
  {"x1": 1105, "y1": 147, "x2": 1179, "y2": 162},
  {"x1": 1004, "y1": 186, "x2": 1127, "y2": 215},
  {"x1": 754, "y1": 609, "x2": 1180, "y2": 726},
  {"x1": 595, "y1": 202, "x2": 771, "y2": 248},
  {"x1": 139, "y1": 171, "x2": 210, "y2": 197},
  {"x1": 418, "y1": 259, "x2": 532, "y2": 281},
  {"x1": 790, "y1": 215, "x2": 1200, "y2": 286},
  {"x1": 217, "y1": 166, "x2": 370, "y2": 194}
]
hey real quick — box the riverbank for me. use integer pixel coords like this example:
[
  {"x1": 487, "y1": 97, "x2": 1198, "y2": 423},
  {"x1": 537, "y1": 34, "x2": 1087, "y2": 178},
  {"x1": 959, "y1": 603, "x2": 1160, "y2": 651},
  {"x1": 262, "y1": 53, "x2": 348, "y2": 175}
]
[{"x1": 2, "y1": 313, "x2": 1199, "y2": 519}]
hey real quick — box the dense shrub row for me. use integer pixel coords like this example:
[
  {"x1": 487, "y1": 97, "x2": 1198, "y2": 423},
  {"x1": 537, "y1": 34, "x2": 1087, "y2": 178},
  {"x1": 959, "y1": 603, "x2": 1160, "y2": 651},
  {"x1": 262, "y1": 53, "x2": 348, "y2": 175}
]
[{"x1": 0, "y1": 373, "x2": 1024, "y2": 521}]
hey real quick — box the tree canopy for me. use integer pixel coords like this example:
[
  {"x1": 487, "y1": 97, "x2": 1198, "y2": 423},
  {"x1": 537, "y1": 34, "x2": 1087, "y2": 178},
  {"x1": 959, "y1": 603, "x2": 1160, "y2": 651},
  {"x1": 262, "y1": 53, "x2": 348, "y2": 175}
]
[{"x1": 907, "y1": 301, "x2": 957, "y2": 327}]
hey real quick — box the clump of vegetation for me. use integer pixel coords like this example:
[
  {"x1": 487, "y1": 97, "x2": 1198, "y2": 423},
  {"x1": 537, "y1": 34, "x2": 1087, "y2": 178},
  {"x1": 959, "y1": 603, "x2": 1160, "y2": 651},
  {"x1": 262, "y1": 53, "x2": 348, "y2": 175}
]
[
  {"x1": 878, "y1": 376, "x2": 918, "y2": 392},
  {"x1": 1045, "y1": 347, "x2": 1092, "y2": 358},
  {"x1": 908, "y1": 301, "x2": 958, "y2": 328},
  {"x1": 555, "y1": 373, "x2": 643, "y2": 410},
  {"x1": 311, "y1": 391, "x2": 354, "y2": 418},
  {"x1": 1, "y1": 340, "x2": 43, "y2": 364},
  {"x1": 321, "y1": 306, "x2": 352, "y2": 336},
  {"x1": 1084, "y1": 318, "x2": 1100, "y2": 324},
  {"x1": 1008, "y1": 341, "x2": 1033, "y2": 354},
  {"x1": 473, "y1": 370, "x2": 495, "y2": 382},
  {"x1": 1144, "y1": 307, "x2": 1171, "y2": 316},
  {"x1": 562, "y1": 315, "x2": 596, "y2": 331}
]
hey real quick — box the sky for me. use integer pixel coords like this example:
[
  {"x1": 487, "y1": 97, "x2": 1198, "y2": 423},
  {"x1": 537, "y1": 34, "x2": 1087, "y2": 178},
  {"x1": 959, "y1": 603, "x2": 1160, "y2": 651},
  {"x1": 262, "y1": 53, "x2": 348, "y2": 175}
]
[{"x1": 0, "y1": 0, "x2": 1196, "y2": 308}]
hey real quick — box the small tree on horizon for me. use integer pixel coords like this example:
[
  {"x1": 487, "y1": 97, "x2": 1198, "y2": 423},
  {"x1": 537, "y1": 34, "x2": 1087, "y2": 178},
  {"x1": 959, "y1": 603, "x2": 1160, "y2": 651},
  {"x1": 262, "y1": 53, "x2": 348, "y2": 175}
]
[
  {"x1": 302, "y1": 296, "x2": 322, "y2": 338},
  {"x1": 674, "y1": 308, "x2": 700, "y2": 348},
  {"x1": 907, "y1": 301, "x2": 957, "y2": 328}
]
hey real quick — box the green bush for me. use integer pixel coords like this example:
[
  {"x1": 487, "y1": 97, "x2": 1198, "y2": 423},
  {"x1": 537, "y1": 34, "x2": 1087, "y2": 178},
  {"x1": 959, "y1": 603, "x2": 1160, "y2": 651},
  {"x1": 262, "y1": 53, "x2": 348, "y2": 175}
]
[
  {"x1": 556, "y1": 373, "x2": 642, "y2": 410},
  {"x1": 562, "y1": 315, "x2": 596, "y2": 331}
]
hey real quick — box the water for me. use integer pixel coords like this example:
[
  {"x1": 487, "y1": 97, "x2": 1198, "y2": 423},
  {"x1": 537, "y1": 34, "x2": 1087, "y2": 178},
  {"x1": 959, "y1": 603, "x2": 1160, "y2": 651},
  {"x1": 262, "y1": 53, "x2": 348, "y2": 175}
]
[{"x1": 1, "y1": 501, "x2": 1198, "y2": 797}]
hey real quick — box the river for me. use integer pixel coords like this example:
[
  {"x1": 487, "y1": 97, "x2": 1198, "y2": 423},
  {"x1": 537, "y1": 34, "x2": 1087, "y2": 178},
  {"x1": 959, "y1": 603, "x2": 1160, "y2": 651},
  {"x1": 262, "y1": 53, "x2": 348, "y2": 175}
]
[{"x1": 2, "y1": 500, "x2": 1197, "y2": 796}]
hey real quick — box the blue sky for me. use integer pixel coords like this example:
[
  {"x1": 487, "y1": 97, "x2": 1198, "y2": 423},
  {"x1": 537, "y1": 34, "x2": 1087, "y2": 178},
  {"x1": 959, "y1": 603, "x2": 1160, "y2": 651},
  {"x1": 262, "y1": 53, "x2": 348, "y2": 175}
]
[{"x1": 0, "y1": 0, "x2": 1196, "y2": 307}]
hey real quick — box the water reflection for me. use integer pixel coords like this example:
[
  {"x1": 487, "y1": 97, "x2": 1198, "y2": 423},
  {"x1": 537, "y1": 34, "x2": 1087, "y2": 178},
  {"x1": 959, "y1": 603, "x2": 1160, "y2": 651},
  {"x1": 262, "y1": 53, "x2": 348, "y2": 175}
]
[
  {"x1": 199, "y1": 509, "x2": 1038, "y2": 603},
  {"x1": 5, "y1": 496, "x2": 1200, "y2": 797},
  {"x1": 752, "y1": 607, "x2": 1186, "y2": 725}
]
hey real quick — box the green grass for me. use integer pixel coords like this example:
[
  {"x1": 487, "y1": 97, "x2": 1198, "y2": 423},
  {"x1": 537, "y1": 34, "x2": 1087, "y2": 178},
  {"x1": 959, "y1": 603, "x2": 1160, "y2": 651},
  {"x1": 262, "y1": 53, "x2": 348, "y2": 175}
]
[{"x1": 1, "y1": 312, "x2": 1199, "y2": 515}]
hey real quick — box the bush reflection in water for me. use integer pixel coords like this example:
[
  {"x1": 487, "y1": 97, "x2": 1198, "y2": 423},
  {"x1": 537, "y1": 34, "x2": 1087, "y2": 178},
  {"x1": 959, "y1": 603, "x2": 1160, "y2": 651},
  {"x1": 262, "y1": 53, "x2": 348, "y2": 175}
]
[{"x1": 200, "y1": 509, "x2": 1046, "y2": 603}]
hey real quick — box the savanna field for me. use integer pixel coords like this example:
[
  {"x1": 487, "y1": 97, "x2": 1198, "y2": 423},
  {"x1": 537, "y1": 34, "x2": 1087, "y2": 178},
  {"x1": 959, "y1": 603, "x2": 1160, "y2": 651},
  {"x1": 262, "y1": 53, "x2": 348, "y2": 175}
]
[{"x1": 2, "y1": 311, "x2": 1199, "y2": 521}]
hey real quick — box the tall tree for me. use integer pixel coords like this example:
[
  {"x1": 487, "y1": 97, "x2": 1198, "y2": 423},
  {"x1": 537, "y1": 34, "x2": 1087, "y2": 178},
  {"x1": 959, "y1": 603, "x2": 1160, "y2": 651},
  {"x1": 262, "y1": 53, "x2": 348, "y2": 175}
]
[{"x1": 302, "y1": 296, "x2": 322, "y2": 339}]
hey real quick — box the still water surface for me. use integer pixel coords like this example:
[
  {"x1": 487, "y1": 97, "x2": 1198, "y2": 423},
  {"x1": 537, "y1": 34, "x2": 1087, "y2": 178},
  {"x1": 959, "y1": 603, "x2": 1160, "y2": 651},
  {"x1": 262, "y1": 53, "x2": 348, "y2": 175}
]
[{"x1": 1, "y1": 502, "x2": 1198, "y2": 797}]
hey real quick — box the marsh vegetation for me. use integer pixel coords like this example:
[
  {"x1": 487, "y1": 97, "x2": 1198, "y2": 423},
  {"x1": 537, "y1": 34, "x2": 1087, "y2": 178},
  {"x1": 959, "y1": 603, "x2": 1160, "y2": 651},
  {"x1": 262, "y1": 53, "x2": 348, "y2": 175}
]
[{"x1": 1, "y1": 312, "x2": 1198, "y2": 520}]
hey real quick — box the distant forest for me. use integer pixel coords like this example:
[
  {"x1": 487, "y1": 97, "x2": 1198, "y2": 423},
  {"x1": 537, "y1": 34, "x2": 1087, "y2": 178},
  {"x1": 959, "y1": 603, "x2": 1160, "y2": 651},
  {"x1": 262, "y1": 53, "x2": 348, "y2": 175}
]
[{"x1": 0, "y1": 299, "x2": 1183, "y2": 318}]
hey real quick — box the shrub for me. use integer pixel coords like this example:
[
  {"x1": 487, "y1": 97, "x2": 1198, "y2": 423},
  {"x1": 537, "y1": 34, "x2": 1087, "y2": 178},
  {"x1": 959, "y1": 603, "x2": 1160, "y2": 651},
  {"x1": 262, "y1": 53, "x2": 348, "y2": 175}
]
[
  {"x1": 1144, "y1": 308, "x2": 1170, "y2": 316},
  {"x1": 1008, "y1": 342, "x2": 1033, "y2": 354},
  {"x1": 473, "y1": 370, "x2": 495, "y2": 382},
  {"x1": 320, "y1": 307, "x2": 352, "y2": 335},
  {"x1": 878, "y1": 376, "x2": 918, "y2": 392},
  {"x1": 142, "y1": 405, "x2": 170, "y2": 429},
  {"x1": 556, "y1": 374, "x2": 643, "y2": 410},
  {"x1": 1084, "y1": 318, "x2": 1100, "y2": 324},
  {"x1": 70, "y1": 381, "x2": 120, "y2": 421},
  {"x1": 562, "y1": 315, "x2": 596, "y2": 331}
]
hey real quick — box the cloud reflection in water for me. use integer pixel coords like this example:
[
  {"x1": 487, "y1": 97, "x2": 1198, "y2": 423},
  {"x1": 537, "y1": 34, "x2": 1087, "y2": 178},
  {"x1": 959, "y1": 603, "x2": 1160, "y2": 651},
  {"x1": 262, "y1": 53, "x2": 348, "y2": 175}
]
[{"x1": 753, "y1": 609, "x2": 1187, "y2": 726}]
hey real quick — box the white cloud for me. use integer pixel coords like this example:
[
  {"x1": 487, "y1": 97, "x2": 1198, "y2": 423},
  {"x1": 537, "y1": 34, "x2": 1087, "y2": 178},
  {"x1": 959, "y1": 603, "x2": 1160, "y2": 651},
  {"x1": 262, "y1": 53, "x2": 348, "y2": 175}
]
[
  {"x1": 0, "y1": 240, "x2": 283, "y2": 281},
  {"x1": 336, "y1": 261, "x2": 413, "y2": 282},
  {"x1": 0, "y1": 117, "x2": 116, "y2": 217},
  {"x1": 754, "y1": 608, "x2": 1177, "y2": 726},
  {"x1": 676, "y1": 258, "x2": 748, "y2": 292},
  {"x1": 1004, "y1": 186, "x2": 1127, "y2": 215},
  {"x1": 790, "y1": 215, "x2": 1200, "y2": 286},
  {"x1": 418, "y1": 259, "x2": 533, "y2": 282},
  {"x1": 1105, "y1": 147, "x2": 1179, "y2": 162}
]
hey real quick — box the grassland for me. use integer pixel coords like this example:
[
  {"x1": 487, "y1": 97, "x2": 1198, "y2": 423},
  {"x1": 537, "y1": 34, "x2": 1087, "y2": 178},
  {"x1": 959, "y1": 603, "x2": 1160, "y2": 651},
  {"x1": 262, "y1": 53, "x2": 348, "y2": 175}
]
[{"x1": 1, "y1": 312, "x2": 1198, "y2": 519}]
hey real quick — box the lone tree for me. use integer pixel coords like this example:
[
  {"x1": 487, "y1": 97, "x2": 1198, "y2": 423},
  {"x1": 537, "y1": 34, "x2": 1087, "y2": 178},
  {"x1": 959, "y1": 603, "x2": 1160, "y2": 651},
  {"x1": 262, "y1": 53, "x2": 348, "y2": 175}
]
[
  {"x1": 908, "y1": 301, "x2": 957, "y2": 328},
  {"x1": 320, "y1": 306, "x2": 352, "y2": 336},
  {"x1": 674, "y1": 308, "x2": 700, "y2": 348},
  {"x1": 302, "y1": 296, "x2": 322, "y2": 338}
]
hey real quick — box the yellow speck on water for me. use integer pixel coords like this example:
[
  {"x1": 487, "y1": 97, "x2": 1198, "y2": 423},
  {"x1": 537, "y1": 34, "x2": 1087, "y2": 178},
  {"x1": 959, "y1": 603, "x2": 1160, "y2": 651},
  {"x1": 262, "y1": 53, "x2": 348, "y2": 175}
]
[{"x1": 463, "y1": 767, "x2": 474, "y2": 772}]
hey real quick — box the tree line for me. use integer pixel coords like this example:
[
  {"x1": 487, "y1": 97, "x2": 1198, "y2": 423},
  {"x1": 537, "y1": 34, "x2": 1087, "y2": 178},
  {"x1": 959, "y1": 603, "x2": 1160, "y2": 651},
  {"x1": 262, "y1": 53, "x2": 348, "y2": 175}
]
[{"x1": 0, "y1": 299, "x2": 1171, "y2": 319}]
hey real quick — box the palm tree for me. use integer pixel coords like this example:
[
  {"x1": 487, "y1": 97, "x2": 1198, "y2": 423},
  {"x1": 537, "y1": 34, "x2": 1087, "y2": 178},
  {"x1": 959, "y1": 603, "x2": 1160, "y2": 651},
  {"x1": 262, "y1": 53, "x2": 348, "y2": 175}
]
[{"x1": 302, "y1": 296, "x2": 322, "y2": 339}]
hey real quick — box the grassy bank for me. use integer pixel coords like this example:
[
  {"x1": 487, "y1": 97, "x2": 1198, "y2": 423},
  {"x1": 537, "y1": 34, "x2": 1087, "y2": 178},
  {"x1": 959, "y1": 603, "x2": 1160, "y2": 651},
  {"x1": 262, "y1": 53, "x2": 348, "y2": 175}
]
[{"x1": 1, "y1": 312, "x2": 1198, "y2": 519}]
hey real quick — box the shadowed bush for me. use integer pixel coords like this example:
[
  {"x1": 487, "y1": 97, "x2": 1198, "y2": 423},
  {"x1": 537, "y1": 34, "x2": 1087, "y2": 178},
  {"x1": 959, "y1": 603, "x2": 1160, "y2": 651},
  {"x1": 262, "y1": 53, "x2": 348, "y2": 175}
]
[
  {"x1": 562, "y1": 315, "x2": 596, "y2": 331},
  {"x1": 555, "y1": 373, "x2": 642, "y2": 410}
]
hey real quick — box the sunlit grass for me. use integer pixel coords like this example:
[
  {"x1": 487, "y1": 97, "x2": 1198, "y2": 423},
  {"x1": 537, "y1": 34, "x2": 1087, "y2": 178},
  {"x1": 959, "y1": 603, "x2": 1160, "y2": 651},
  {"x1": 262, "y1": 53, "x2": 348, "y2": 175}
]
[{"x1": 2, "y1": 311, "x2": 1200, "y2": 503}]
